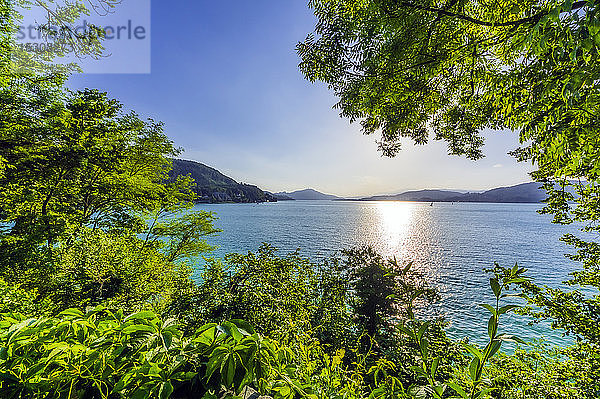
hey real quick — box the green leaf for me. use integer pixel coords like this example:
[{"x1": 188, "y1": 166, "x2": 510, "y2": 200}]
[
  {"x1": 159, "y1": 381, "x2": 174, "y2": 399},
  {"x1": 280, "y1": 385, "x2": 291, "y2": 397},
  {"x1": 489, "y1": 278, "x2": 501, "y2": 298},
  {"x1": 396, "y1": 324, "x2": 414, "y2": 339},
  {"x1": 506, "y1": 277, "x2": 528, "y2": 284},
  {"x1": 563, "y1": 0, "x2": 574, "y2": 11},
  {"x1": 431, "y1": 357, "x2": 439, "y2": 378},
  {"x1": 496, "y1": 334, "x2": 526, "y2": 344},
  {"x1": 410, "y1": 365, "x2": 428, "y2": 377},
  {"x1": 221, "y1": 355, "x2": 236, "y2": 387},
  {"x1": 172, "y1": 371, "x2": 197, "y2": 381},
  {"x1": 479, "y1": 303, "x2": 496, "y2": 316},
  {"x1": 487, "y1": 316, "x2": 496, "y2": 340},
  {"x1": 58, "y1": 308, "x2": 84, "y2": 318},
  {"x1": 122, "y1": 324, "x2": 155, "y2": 334},
  {"x1": 475, "y1": 388, "x2": 493, "y2": 398},
  {"x1": 229, "y1": 319, "x2": 255, "y2": 335},
  {"x1": 220, "y1": 322, "x2": 244, "y2": 342},
  {"x1": 131, "y1": 388, "x2": 151, "y2": 399},
  {"x1": 417, "y1": 321, "x2": 430, "y2": 340},
  {"x1": 498, "y1": 305, "x2": 520, "y2": 315},
  {"x1": 469, "y1": 357, "x2": 480, "y2": 382},
  {"x1": 433, "y1": 384, "x2": 445, "y2": 398},
  {"x1": 162, "y1": 331, "x2": 173, "y2": 349},
  {"x1": 149, "y1": 363, "x2": 162, "y2": 378},
  {"x1": 206, "y1": 353, "x2": 222, "y2": 381},
  {"x1": 419, "y1": 337, "x2": 429, "y2": 358},
  {"x1": 549, "y1": 6, "x2": 560, "y2": 22},
  {"x1": 462, "y1": 343, "x2": 483, "y2": 360},
  {"x1": 124, "y1": 311, "x2": 158, "y2": 322},
  {"x1": 194, "y1": 326, "x2": 218, "y2": 347},
  {"x1": 447, "y1": 382, "x2": 469, "y2": 398},
  {"x1": 488, "y1": 340, "x2": 502, "y2": 358}
]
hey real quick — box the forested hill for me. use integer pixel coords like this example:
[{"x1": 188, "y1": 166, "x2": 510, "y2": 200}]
[{"x1": 169, "y1": 159, "x2": 277, "y2": 203}]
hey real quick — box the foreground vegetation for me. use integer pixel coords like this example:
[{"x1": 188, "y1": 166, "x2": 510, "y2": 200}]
[
  {"x1": 1, "y1": 0, "x2": 600, "y2": 397},
  {"x1": 2, "y1": 238, "x2": 597, "y2": 398}
]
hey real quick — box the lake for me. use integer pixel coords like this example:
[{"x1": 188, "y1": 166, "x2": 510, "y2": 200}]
[{"x1": 191, "y1": 200, "x2": 586, "y2": 346}]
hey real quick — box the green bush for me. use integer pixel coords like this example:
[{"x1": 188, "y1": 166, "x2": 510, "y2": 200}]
[
  {"x1": 0, "y1": 278, "x2": 49, "y2": 316},
  {"x1": 47, "y1": 228, "x2": 191, "y2": 313},
  {"x1": 171, "y1": 244, "x2": 348, "y2": 344},
  {"x1": 489, "y1": 342, "x2": 597, "y2": 399}
]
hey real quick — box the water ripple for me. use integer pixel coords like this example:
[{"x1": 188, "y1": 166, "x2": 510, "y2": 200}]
[{"x1": 194, "y1": 201, "x2": 590, "y2": 347}]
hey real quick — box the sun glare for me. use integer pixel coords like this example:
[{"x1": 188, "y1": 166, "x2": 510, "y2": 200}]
[{"x1": 375, "y1": 202, "x2": 415, "y2": 256}]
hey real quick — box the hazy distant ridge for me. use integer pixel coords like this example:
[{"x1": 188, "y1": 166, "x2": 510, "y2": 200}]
[
  {"x1": 359, "y1": 182, "x2": 546, "y2": 203},
  {"x1": 267, "y1": 192, "x2": 295, "y2": 201},
  {"x1": 275, "y1": 189, "x2": 341, "y2": 200},
  {"x1": 364, "y1": 189, "x2": 465, "y2": 202}
]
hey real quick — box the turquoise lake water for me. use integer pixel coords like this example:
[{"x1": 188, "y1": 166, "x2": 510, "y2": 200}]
[{"x1": 191, "y1": 200, "x2": 589, "y2": 347}]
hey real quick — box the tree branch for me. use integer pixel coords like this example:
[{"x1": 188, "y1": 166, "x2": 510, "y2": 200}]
[{"x1": 398, "y1": 1, "x2": 588, "y2": 27}]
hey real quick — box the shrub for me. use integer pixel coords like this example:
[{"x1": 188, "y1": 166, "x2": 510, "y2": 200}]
[{"x1": 46, "y1": 228, "x2": 192, "y2": 313}]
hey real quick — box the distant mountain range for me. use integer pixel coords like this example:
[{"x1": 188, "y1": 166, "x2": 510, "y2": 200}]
[
  {"x1": 358, "y1": 182, "x2": 546, "y2": 203},
  {"x1": 274, "y1": 189, "x2": 341, "y2": 201},
  {"x1": 169, "y1": 159, "x2": 549, "y2": 204},
  {"x1": 170, "y1": 159, "x2": 276, "y2": 203}
]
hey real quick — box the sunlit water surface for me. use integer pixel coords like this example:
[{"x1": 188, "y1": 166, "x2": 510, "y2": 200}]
[{"x1": 191, "y1": 200, "x2": 590, "y2": 346}]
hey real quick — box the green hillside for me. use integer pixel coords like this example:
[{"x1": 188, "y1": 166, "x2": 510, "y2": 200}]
[{"x1": 170, "y1": 159, "x2": 276, "y2": 203}]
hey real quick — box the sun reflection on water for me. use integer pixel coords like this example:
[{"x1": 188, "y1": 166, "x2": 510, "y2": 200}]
[{"x1": 375, "y1": 201, "x2": 415, "y2": 258}]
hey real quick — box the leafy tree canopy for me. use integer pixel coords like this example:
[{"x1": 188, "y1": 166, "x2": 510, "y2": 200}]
[
  {"x1": 299, "y1": 0, "x2": 599, "y2": 161},
  {"x1": 0, "y1": 86, "x2": 195, "y2": 255},
  {"x1": 1, "y1": 0, "x2": 119, "y2": 77}
]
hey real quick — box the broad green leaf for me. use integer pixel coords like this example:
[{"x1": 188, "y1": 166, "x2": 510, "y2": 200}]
[
  {"x1": 229, "y1": 319, "x2": 255, "y2": 335},
  {"x1": 488, "y1": 340, "x2": 502, "y2": 358},
  {"x1": 489, "y1": 278, "x2": 501, "y2": 298},
  {"x1": 122, "y1": 324, "x2": 155, "y2": 334},
  {"x1": 479, "y1": 303, "x2": 496, "y2": 316},
  {"x1": 222, "y1": 355, "x2": 237, "y2": 387},
  {"x1": 58, "y1": 308, "x2": 84, "y2": 318},
  {"x1": 159, "y1": 381, "x2": 174, "y2": 399},
  {"x1": 417, "y1": 321, "x2": 430, "y2": 340},
  {"x1": 447, "y1": 382, "x2": 469, "y2": 398},
  {"x1": 162, "y1": 331, "x2": 173, "y2": 349},
  {"x1": 487, "y1": 316, "x2": 496, "y2": 340},
  {"x1": 468, "y1": 357, "x2": 480, "y2": 382},
  {"x1": 124, "y1": 311, "x2": 158, "y2": 322},
  {"x1": 462, "y1": 343, "x2": 483, "y2": 360}
]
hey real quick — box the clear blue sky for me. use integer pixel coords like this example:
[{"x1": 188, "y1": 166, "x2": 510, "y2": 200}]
[{"x1": 67, "y1": 1, "x2": 534, "y2": 197}]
